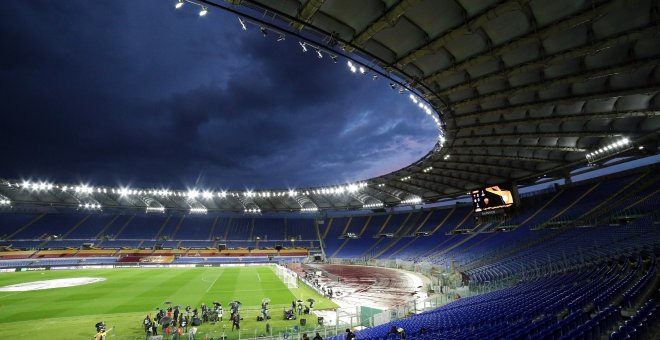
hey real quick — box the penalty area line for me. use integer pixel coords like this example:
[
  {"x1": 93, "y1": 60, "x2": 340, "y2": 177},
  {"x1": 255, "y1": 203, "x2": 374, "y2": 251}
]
[{"x1": 205, "y1": 272, "x2": 222, "y2": 293}]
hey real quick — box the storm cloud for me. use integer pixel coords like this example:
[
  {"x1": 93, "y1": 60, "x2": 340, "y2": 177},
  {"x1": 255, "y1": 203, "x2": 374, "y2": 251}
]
[{"x1": 0, "y1": 0, "x2": 437, "y2": 190}]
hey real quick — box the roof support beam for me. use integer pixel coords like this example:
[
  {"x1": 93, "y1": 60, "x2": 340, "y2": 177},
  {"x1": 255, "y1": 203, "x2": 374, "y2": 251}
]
[
  {"x1": 413, "y1": 171, "x2": 483, "y2": 188},
  {"x1": 291, "y1": 0, "x2": 325, "y2": 30},
  {"x1": 396, "y1": 0, "x2": 524, "y2": 66},
  {"x1": 383, "y1": 180, "x2": 438, "y2": 198},
  {"x1": 451, "y1": 144, "x2": 588, "y2": 152},
  {"x1": 447, "y1": 152, "x2": 563, "y2": 164},
  {"x1": 411, "y1": 174, "x2": 479, "y2": 192},
  {"x1": 423, "y1": 166, "x2": 511, "y2": 182},
  {"x1": 431, "y1": 159, "x2": 538, "y2": 173},
  {"x1": 451, "y1": 57, "x2": 660, "y2": 109},
  {"x1": 347, "y1": 0, "x2": 422, "y2": 51},
  {"x1": 456, "y1": 110, "x2": 660, "y2": 130},
  {"x1": 438, "y1": 26, "x2": 659, "y2": 97},
  {"x1": 408, "y1": 176, "x2": 466, "y2": 193},
  {"x1": 452, "y1": 85, "x2": 660, "y2": 119},
  {"x1": 453, "y1": 131, "x2": 628, "y2": 142},
  {"x1": 423, "y1": 0, "x2": 633, "y2": 92}
]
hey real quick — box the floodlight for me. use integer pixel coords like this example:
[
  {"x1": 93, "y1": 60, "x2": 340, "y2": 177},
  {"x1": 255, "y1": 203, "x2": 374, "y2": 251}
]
[
  {"x1": 316, "y1": 48, "x2": 323, "y2": 58},
  {"x1": 187, "y1": 190, "x2": 200, "y2": 199},
  {"x1": 359, "y1": 66, "x2": 366, "y2": 74},
  {"x1": 331, "y1": 55, "x2": 337, "y2": 63},
  {"x1": 277, "y1": 34, "x2": 285, "y2": 42},
  {"x1": 199, "y1": 6, "x2": 207, "y2": 16},
  {"x1": 260, "y1": 27, "x2": 267, "y2": 37},
  {"x1": 299, "y1": 41, "x2": 307, "y2": 52},
  {"x1": 175, "y1": 0, "x2": 184, "y2": 9},
  {"x1": 238, "y1": 17, "x2": 247, "y2": 30}
]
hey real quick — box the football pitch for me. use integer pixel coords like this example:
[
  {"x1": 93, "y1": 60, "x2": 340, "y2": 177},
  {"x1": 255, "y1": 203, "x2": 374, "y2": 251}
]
[{"x1": 0, "y1": 266, "x2": 339, "y2": 339}]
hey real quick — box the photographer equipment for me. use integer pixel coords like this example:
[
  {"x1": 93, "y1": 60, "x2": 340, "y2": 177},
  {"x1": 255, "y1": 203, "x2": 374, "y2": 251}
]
[
  {"x1": 191, "y1": 317, "x2": 202, "y2": 326},
  {"x1": 283, "y1": 309, "x2": 297, "y2": 320},
  {"x1": 300, "y1": 318, "x2": 306, "y2": 326}
]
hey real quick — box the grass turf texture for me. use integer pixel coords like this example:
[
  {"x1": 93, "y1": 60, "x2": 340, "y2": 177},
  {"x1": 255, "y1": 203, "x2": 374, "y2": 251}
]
[{"x1": 0, "y1": 266, "x2": 338, "y2": 339}]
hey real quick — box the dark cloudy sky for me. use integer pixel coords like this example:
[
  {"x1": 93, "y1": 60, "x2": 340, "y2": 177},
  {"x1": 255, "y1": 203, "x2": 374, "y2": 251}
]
[{"x1": 0, "y1": 0, "x2": 437, "y2": 190}]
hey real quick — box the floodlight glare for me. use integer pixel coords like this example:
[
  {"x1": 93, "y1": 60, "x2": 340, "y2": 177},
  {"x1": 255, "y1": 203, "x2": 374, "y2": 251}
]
[
  {"x1": 238, "y1": 17, "x2": 247, "y2": 30},
  {"x1": 187, "y1": 190, "x2": 200, "y2": 199},
  {"x1": 175, "y1": 0, "x2": 184, "y2": 9},
  {"x1": 199, "y1": 6, "x2": 207, "y2": 16}
]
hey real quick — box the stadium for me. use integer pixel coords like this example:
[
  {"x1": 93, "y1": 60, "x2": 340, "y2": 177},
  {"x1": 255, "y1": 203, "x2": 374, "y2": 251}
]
[{"x1": 0, "y1": 0, "x2": 659, "y2": 339}]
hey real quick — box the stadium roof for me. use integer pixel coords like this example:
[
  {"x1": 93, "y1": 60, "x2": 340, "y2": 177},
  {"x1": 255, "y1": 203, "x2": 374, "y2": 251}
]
[{"x1": 1, "y1": 0, "x2": 659, "y2": 213}]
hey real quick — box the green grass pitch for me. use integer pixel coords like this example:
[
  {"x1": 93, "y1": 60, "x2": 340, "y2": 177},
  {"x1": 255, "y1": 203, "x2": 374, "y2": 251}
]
[{"x1": 0, "y1": 266, "x2": 338, "y2": 339}]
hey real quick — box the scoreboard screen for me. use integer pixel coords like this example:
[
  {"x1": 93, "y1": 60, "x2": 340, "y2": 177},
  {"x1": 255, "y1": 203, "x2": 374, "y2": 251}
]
[{"x1": 471, "y1": 183, "x2": 515, "y2": 213}]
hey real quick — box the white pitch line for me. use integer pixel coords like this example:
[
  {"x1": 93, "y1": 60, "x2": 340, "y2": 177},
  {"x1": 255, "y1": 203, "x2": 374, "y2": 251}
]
[
  {"x1": 205, "y1": 273, "x2": 222, "y2": 293},
  {"x1": 257, "y1": 272, "x2": 261, "y2": 282}
]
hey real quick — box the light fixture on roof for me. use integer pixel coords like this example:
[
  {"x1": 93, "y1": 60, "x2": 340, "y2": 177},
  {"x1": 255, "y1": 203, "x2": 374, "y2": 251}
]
[
  {"x1": 359, "y1": 66, "x2": 366, "y2": 74},
  {"x1": 244, "y1": 207, "x2": 261, "y2": 214},
  {"x1": 260, "y1": 27, "x2": 267, "y2": 37},
  {"x1": 238, "y1": 17, "x2": 247, "y2": 30},
  {"x1": 389, "y1": 83, "x2": 396, "y2": 89},
  {"x1": 190, "y1": 207, "x2": 208, "y2": 214},
  {"x1": 401, "y1": 197, "x2": 422, "y2": 205},
  {"x1": 586, "y1": 137, "x2": 632, "y2": 164},
  {"x1": 299, "y1": 41, "x2": 307, "y2": 52},
  {"x1": 146, "y1": 206, "x2": 165, "y2": 213},
  {"x1": 187, "y1": 190, "x2": 200, "y2": 199},
  {"x1": 79, "y1": 203, "x2": 102, "y2": 210},
  {"x1": 175, "y1": 0, "x2": 184, "y2": 9},
  {"x1": 199, "y1": 6, "x2": 208, "y2": 16},
  {"x1": 277, "y1": 34, "x2": 285, "y2": 42},
  {"x1": 315, "y1": 48, "x2": 323, "y2": 58},
  {"x1": 363, "y1": 202, "x2": 383, "y2": 209},
  {"x1": 372, "y1": 74, "x2": 379, "y2": 80},
  {"x1": 443, "y1": 154, "x2": 450, "y2": 160},
  {"x1": 347, "y1": 60, "x2": 357, "y2": 73},
  {"x1": 330, "y1": 55, "x2": 337, "y2": 63}
]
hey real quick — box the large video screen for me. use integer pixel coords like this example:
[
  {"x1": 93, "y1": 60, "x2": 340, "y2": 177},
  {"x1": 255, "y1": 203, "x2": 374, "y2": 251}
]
[{"x1": 471, "y1": 183, "x2": 515, "y2": 213}]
